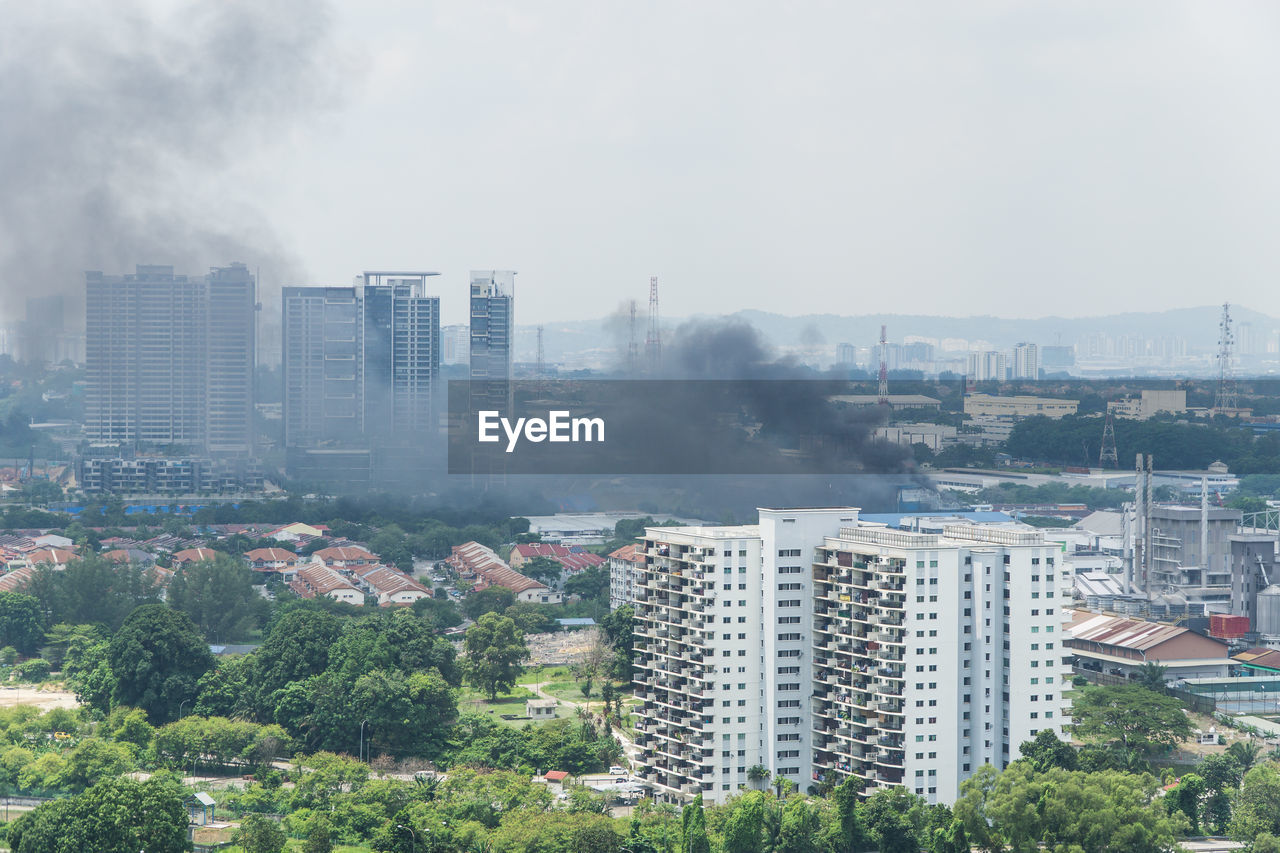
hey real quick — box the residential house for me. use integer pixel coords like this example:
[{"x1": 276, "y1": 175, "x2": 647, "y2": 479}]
[
  {"x1": 312, "y1": 545, "x2": 379, "y2": 569},
  {"x1": 289, "y1": 563, "x2": 364, "y2": 606},
  {"x1": 244, "y1": 547, "x2": 302, "y2": 581},
  {"x1": 171, "y1": 547, "x2": 219, "y2": 566},
  {"x1": 353, "y1": 564, "x2": 430, "y2": 606}
]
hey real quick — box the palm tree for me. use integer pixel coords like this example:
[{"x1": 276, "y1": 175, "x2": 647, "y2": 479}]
[
  {"x1": 1137, "y1": 662, "x2": 1169, "y2": 693},
  {"x1": 1228, "y1": 740, "x2": 1263, "y2": 771},
  {"x1": 747, "y1": 764, "x2": 771, "y2": 790}
]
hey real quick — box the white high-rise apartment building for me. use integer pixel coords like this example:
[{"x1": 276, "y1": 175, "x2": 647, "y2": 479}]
[
  {"x1": 1011, "y1": 342, "x2": 1039, "y2": 379},
  {"x1": 633, "y1": 508, "x2": 1071, "y2": 806}
]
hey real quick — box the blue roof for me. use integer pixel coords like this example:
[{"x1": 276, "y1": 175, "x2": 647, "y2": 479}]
[{"x1": 556, "y1": 618, "x2": 597, "y2": 626}]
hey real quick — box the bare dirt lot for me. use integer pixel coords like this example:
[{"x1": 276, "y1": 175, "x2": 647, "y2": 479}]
[{"x1": 0, "y1": 684, "x2": 80, "y2": 711}]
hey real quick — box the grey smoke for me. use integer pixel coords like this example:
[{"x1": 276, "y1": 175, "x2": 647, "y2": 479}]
[{"x1": 0, "y1": 0, "x2": 344, "y2": 325}]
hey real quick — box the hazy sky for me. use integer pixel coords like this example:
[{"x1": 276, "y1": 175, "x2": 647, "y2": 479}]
[{"x1": 11, "y1": 2, "x2": 1280, "y2": 328}]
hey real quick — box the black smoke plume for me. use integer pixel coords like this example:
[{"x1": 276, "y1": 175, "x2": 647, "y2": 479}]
[{"x1": 0, "y1": 0, "x2": 344, "y2": 326}]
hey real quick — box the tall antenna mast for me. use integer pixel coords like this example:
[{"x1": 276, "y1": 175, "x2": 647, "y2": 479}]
[
  {"x1": 1215, "y1": 302, "x2": 1237, "y2": 411},
  {"x1": 878, "y1": 324, "x2": 889, "y2": 404},
  {"x1": 536, "y1": 325, "x2": 545, "y2": 378},
  {"x1": 1099, "y1": 411, "x2": 1118, "y2": 468},
  {"x1": 627, "y1": 299, "x2": 639, "y2": 374},
  {"x1": 645, "y1": 276, "x2": 661, "y2": 373}
]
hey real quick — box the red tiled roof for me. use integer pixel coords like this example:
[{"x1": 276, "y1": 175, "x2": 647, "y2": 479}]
[
  {"x1": 313, "y1": 546, "x2": 377, "y2": 564},
  {"x1": 353, "y1": 565, "x2": 429, "y2": 601},
  {"x1": 514, "y1": 543, "x2": 606, "y2": 572},
  {"x1": 608, "y1": 543, "x2": 644, "y2": 565},
  {"x1": 28, "y1": 547, "x2": 76, "y2": 565},
  {"x1": 172, "y1": 547, "x2": 218, "y2": 564},
  {"x1": 244, "y1": 548, "x2": 298, "y2": 563},
  {"x1": 544, "y1": 771, "x2": 570, "y2": 782},
  {"x1": 0, "y1": 567, "x2": 34, "y2": 592},
  {"x1": 291, "y1": 563, "x2": 362, "y2": 598}
]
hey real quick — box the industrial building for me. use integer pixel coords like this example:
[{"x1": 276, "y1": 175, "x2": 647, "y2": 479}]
[
  {"x1": 632, "y1": 508, "x2": 1072, "y2": 807},
  {"x1": 1066, "y1": 611, "x2": 1232, "y2": 682},
  {"x1": 962, "y1": 394, "x2": 1079, "y2": 419}
]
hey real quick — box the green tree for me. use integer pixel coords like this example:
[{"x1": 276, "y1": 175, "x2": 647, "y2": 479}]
[
  {"x1": 0, "y1": 592, "x2": 46, "y2": 655},
  {"x1": 166, "y1": 553, "x2": 265, "y2": 641},
  {"x1": 1228, "y1": 740, "x2": 1264, "y2": 772},
  {"x1": 1165, "y1": 772, "x2": 1206, "y2": 833},
  {"x1": 1017, "y1": 728, "x2": 1079, "y2": 772},
  {"x1": 25, "y1": 555, "x2": 160, "y2": 630},
  {"x1": 723, "y1": 790, "x2": 766, "y2": 853},
  {"x1": 565, "y1": 566, "x2": 609, "y2": 601},
  {"x1": 980, "y1": 764, "x2": 1187, "y2": 853},
  {"x1": 1232, "y1": 764, "x2": 1280, "y2": 842},
  {"x1": 251, "y1": 609, "x2": 341, "y2": 714},
  {"x1": 777, "y1": 797, "x2": 818, "y2": 853},
  {"x1": 830, "y1": 775, "x2": 870, "y2": 853},
  {"x1": 236, "y1": 813, "x2": 287, "y2": 853},
  {"x1": 107, "y1": 604, "x2": 215, "y2": 723},
  {"x1": 463, "y1": 613, "x2": 529, "y2": 700},
  {"x1": 8, "y1": 775, "x2": 189, "y2": 853},
  {"x1": 681, "y1": 794, "x2": 711, "y2": 853},
  {"x1": 1136, "y1": 662, "x2": 1169, "y2": 692},
  {"x1": 302, "y1": 813, "x2": 335, "y2": 853},
  {"x1": 1070, "y1": 685, "x2": 1193, "y2": 754},
  {"x1": 463, "y1": 586, "x2": 516, "y2": 620},
  {"x1": 520, "y1": 556, "x2": 565, "y2": 586}
]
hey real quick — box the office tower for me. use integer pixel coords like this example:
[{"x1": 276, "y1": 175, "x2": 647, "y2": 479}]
[
  {"x1": 633, "y1": 508, "x2": 1071, "y2": 807},
  {"x1": 281, "y1": 272, "x2": 440, "y2": 449},
  {"x1": 468, "y1": 270, "x2": 515, "y2": 412},
  {"x1": 1011, "y1": 342, "x2": 1039, "y2": 379},
  {"x1": 85, "y1": 263, "x2": 255, "y2": 454},
  {"x1": 835, "y1": 342, "x2": 856, "y2": 367}
]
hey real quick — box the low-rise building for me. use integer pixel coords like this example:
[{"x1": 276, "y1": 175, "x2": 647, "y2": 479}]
[
  {"x1": 353, "y1": 565, "x2": 430, "y2": 606},
  {"x1": 312, "y1": 546, "x2": 379, "y2": 569},
  {"x1": 289, "y1": 563, "x2": 364, "y2": 606},
  {"x1": 1107, "y1": 389, "x2": 1188, "y2": 420},
  {"x1": 171, "y1": 547, "x2": 218, "y2": 566},
  {"x1": 1066, "y1": 610, "x2": 1232, "y2": 681},
  {"x1": 963, "y1": 394, "x2": 1079, "y2": 419},
  {"x1": 244, "y1": 548, "x2": 302, "y2": 581}
]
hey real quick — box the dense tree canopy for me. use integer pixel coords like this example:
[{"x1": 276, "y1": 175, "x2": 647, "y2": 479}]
[
  {"x1": 107, "y1": 604, "x2": 214, "y2": 724},
  {"x1": 166, "y1": 553, "x2": 266, "y2": 641},
  {"x1": 1070, "y1": 685, "x2": 1193, "y2": 754},
  {"x1": 0, "y1": 592, "x2": 46, "y2": 655},
  {"x1": 9, "y1": 776, "x2": 189, "y2": 853}
]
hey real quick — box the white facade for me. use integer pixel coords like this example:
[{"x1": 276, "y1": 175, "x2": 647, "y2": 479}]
[
  {"x1": 633, "y1": 509, "x2": 1072, "y2": 807},
  {"x1": 609, "y1": 545, "x2": 644, "y2": 610}
]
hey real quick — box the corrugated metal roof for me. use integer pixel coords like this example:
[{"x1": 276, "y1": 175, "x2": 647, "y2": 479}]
[{"x1": 1068, "y1": 611, "x2": 1189, "y2": 651}]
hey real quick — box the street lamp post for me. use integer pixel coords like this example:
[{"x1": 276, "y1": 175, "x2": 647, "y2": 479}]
[
  {"x1": 396, "y1": 823, "x2": 418, "y2": 853},
  {"x1": 359, "y1": 719, "x2": 369, "y2": 764}
]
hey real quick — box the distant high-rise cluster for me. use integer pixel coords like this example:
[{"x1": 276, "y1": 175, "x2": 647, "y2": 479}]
[
  {"x1": 281, "y1": 272, "x2": 441, "y2": 450},
  {"x1": 85, "y1": 263, "x2": 256, "y2": 455}
]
